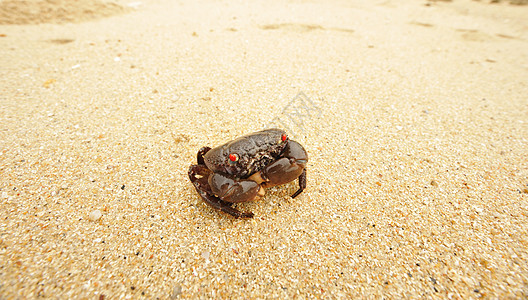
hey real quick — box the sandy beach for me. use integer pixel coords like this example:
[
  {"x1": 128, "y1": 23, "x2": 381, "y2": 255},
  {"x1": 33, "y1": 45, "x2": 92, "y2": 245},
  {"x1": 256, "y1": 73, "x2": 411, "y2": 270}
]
[{"x1": 1, "y1": 0, "x2": 527, "y2": 298}]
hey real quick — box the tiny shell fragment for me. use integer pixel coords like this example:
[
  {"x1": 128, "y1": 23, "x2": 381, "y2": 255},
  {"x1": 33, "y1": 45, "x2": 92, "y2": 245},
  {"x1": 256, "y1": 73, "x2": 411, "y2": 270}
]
[{"x1": 89, "y1": 210, "x2": 102, "y2": 221}]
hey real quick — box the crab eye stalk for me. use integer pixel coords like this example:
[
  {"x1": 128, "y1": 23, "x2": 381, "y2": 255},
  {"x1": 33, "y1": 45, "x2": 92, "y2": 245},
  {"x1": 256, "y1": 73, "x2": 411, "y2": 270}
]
[{"x1": 228, "y1": 153, "x2": 239, "y2": 163}]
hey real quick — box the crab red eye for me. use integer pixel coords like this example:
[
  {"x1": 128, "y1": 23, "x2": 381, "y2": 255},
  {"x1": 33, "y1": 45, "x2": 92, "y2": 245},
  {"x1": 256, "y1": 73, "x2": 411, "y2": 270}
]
[
  {"x1": 229, "y1": 153, "x2": 238, "y2": 162},
  {"x1": 281, "y1": 134, "x2": 287, "y2": 142}
]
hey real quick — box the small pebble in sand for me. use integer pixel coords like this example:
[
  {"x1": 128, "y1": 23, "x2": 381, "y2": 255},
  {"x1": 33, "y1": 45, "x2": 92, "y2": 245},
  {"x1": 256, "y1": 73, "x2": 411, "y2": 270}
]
[
  {"x1": 89, "y1": 210, "x2": 103, "y2": 221},
  {"x1": 42, "y1": 79, "x2": 56, "y2": 88},
  {"x1": 431, "y1": 180, "x2": 438, "y2": 187},
  {"x1": 171, "y1": 283, "x2": 182, "y2": 299}
]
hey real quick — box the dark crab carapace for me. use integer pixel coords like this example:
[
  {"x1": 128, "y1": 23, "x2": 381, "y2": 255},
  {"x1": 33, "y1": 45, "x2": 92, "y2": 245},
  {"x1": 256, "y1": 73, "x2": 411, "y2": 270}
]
[{"x1": 188, "y1": 129, "x2": 307, "y2": 218}]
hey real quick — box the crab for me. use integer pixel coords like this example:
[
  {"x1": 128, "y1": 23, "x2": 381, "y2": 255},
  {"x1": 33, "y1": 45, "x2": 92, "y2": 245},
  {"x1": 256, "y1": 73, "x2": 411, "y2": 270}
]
[{"x1": 188, "y1": 129, "x2": 308, "y2": 218}]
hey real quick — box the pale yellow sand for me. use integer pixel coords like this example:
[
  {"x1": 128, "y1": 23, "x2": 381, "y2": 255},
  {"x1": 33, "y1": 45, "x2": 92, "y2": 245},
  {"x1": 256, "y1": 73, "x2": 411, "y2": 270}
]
[{"x1": 1, "y1": 0, "x2": 527, "y2": 298}]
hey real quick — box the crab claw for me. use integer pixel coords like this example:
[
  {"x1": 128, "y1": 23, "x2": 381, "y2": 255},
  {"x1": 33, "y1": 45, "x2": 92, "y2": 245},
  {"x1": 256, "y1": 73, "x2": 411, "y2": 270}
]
[
  {"x1": 188, "y1": 164, "x2": 254, "y2": 218},
  {"x1": 209, "y1": 172, "x2": 263, "y2": 203},
  {"x1": 260, "y1": 140, "x2": 307, "y2": 198}
]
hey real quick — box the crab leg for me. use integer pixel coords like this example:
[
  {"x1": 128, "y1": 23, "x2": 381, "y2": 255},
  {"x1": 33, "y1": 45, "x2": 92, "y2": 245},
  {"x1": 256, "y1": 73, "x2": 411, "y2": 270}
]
[
  {"x1": 291, "y1": 168, "x2": 306, "y2": 198},
  {"x1": 196, "y1": 146, "x2": 211, "y2": 165}
]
